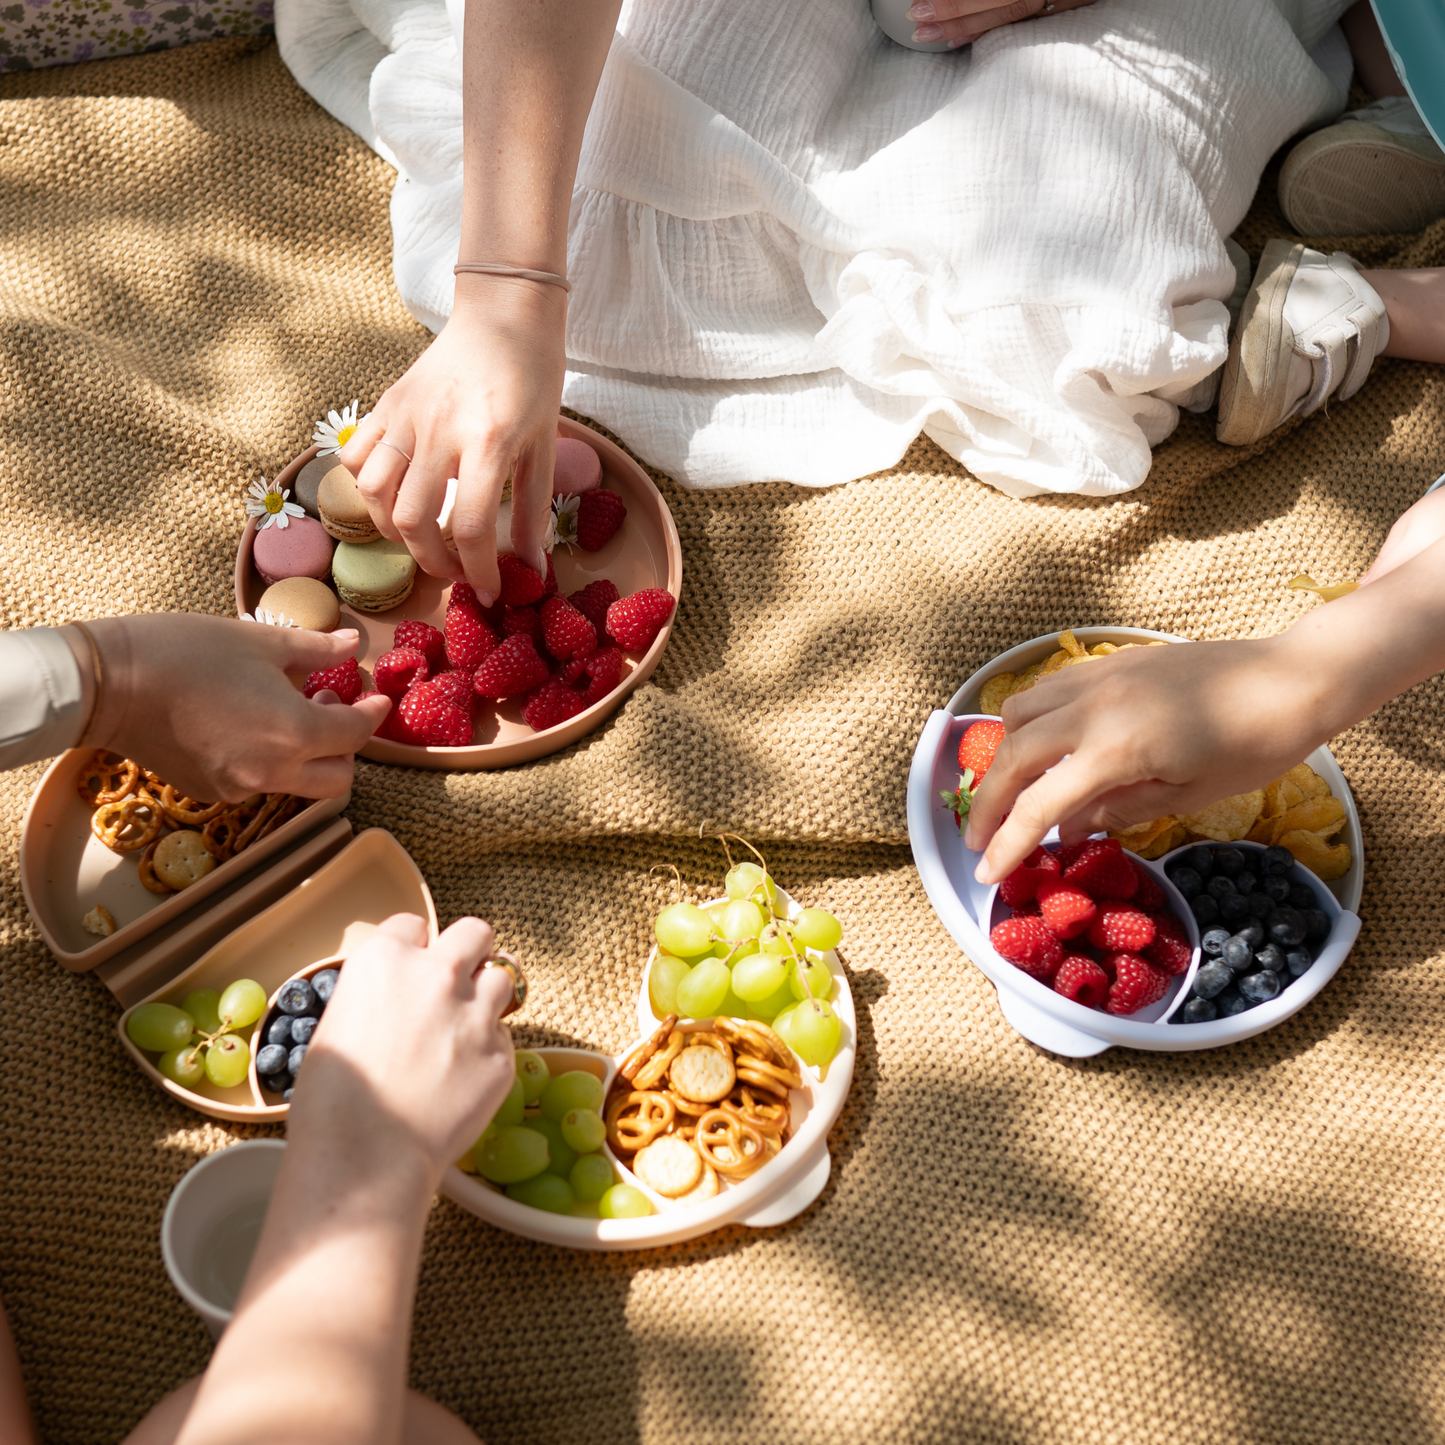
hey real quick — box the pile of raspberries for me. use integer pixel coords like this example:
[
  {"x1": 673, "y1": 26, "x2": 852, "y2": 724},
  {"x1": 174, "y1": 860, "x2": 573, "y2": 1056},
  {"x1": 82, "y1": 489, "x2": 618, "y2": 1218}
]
[
  {"x1": 989, "y1": 837, "x2": 1193, "y2": 1016},
  {"x1": 303, "y1": 557, "x2": 675, "y2": 746}
]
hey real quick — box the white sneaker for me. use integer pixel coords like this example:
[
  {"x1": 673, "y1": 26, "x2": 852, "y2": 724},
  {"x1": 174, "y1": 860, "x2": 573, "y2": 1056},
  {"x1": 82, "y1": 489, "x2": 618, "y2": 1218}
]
[
  {"x1": 1279, "y1": 96, "x2": 1445, "y2": 236},
  {"x1": 1216, "y1": 240, "x2": 1389, "y2": 446}
]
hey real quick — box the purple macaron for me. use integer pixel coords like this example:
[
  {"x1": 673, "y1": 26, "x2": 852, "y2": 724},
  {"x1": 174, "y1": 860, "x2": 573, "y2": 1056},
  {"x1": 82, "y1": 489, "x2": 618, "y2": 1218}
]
[{"x1": 254, "y1": 514, "x2": 335, "y2": 585}]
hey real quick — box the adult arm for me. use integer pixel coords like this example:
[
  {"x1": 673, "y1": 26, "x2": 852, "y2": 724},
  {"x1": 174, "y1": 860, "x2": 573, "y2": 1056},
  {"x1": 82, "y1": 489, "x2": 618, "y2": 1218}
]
[{"x1": 342, "y1": 0, "x2": 624, "y2": 602}]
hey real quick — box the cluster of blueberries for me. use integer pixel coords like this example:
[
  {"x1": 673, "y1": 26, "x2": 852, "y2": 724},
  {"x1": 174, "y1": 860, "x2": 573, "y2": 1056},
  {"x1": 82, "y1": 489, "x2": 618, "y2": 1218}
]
[
  {"x1": 255, "y1": 968, "x2": 338, "y2": 1100},
  {"x1": 1166, "y1": 844, "x2": 1332, "y2": 1023}
]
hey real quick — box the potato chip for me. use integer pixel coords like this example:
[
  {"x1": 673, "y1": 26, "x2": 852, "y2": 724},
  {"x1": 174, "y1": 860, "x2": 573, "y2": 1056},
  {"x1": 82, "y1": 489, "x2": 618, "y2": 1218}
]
[
  {"x1": 1289, "y1": 573, "x2": 1359, "y2": 603},
  {"x1": 1089, "y1": 643, "x2": 1120, "y2": 656},
  {"x1": 1111, "y1": 815, "x2": 1177, "y2": 852},
  {"x1": 978, "y1": 674, "x2": 1016, "y2": 717},
  {"x1": 1037, "y1": 648, "x2": 1073, "y2": 679},
  {"x1": 1245, "y1": 815, "x2": 1276, "y2": 845},
  {"x1": 1279, "y1": 828, "x2": 1352, "y2": 881},
  {"x1": 1058, "y1": 629, "x2": 1087, "y2": 659},
  {"x1": 1136, "y1": 824, "x2": 1188, "y2": 860},
  {"x1": 1179, "y1": 789, "x2": 1265, "y2": 842},
  {"x1": 1270, "y1": 795, "x2": 1346, "y2": 844},
  {"x1": 1263, "y1": 776, "x2": 1303, "y2": 818},
  {"x1": 1011, "y1": 660, "x2": 1046, "y2": 695},
  {"x1": 1286, "y1": 762, "x2": 1331, "y2": 801}
]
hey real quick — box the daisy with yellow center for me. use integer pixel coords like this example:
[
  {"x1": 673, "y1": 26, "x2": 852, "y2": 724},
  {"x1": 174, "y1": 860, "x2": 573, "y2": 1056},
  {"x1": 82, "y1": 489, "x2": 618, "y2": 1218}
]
[
  {"x1": 240, "y1": 609, "x2": 298, "y2": 628},
  {"x1": 312, "y1": 399, "x2": 365, "y2": 456},
  {"x1": 245, "y1": 476, "x2": 304, "y2": 531},
  {"x1": 551, "y1": 494, "x2": 580, "y2": 550}
]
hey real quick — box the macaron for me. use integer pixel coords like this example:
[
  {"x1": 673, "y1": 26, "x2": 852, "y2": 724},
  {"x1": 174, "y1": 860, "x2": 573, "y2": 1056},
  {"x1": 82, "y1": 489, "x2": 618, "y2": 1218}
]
[
  {"x1": 253, "y1": 514, "x2": 334, "y2": 585},
  {"x1": 553, "y1": 438, "x2": 602, "y2": 496},
  {"x1": 331, "y1": 538, "x2": 416, "y2": 613},
  {"x1": 293, "y1": 455, "x2": 341, "y2": 519},
  {"x1": 318, "y1": 463, "x2": 381, "y2": 543},
  {"x1": 258, "y1": 577, "x2": 341, "y2": 633}
]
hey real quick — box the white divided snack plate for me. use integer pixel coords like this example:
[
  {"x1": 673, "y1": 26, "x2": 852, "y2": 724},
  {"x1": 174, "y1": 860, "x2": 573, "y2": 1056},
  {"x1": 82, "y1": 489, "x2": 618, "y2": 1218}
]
[
  {"x1": 906, "y1": 627, "x2": 1364, "y2": 1056},
  {"x1": 441, "y1": 889, "x2": 855, "y2": 1250}
]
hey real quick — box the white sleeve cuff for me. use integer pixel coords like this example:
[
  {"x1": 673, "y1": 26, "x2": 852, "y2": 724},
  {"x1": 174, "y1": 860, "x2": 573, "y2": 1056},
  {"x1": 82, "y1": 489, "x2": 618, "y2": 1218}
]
[{"x1": 0, "y1": 627, "x2": 86, "y2": 771}]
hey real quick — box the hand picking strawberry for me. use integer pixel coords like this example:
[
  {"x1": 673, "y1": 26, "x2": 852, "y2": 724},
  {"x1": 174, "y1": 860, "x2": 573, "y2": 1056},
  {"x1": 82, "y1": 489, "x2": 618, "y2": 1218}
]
[{"x1": 939, "y1": 719, "x2": 1005, "y2": 833}]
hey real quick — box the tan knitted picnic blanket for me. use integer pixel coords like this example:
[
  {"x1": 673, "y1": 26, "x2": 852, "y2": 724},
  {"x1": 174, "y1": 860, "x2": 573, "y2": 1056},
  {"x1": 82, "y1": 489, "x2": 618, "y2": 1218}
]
[{"x1": 4, "y1": 36, "x2": 1445, "y2": 1445}]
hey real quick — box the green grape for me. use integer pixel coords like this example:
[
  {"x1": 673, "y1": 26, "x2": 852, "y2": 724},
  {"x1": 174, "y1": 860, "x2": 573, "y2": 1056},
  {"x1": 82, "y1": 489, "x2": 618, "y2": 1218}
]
[
  {"x1": 649, "y1": 953, "x2": 691, "y2": 1017},
  {"x1": 523, "y1": 1115, "x2": 578, "y2": 1178},
  {"x1": 506, "y1": 1172, "x2": 575, "y2": 1214},
  {"x1": 126, "y1": 1002, "x2": 197, "y2": 1054},
  {"x1": 731, "y1": 953, "x2": 788, "y2": 1003},
  {"x1": 725, "y1": 861, "x2": 763, "y2": 900},
  {"x1": 570, "y1": 1200, "x2": 602, "y2": 1219},
  {"x1": 515, "y1": 1051, "x2": 550, "y2": 1105},
  {"x1": 788, "y1": 955, "x2": 833, "y2": 1002},
  {"x1": 790, "y1": 999, "x2": 843, "y2": 1067},
  {"x1": 598, "y1": 1184, "x2": 654, "y2": 1219},
  {"x1": 569, "y1": 1153, "x2": 615, "y2": 1203},
  {"x1": 675, "y1": 957, "x2": 730, "y2": 1018},
  {"x1": 705, "y1": 941, "x2": 733, "y2": 960},
  {"x1": 792, "y1": 908, "x2": 843, "y2": 952},
  {"x1": 746, "y1": 979, "x2": 796, "y2": 1021},
  {"x1": 204, "y1": 1033, "x2": 250, "y2": 1088},
  {"x1": 771, "y1": 1003, "x2": 800, "y2": 1046},
  {"x1": 158, "y1": 1045, "x2": 205, "y2": 1087},
  {"x1": 759, "y1": 922, "x2": 794, "y2": 956},
  {"x1": 719, "y1": 987, "x2": 752, "y2": 1019},
  {"x1": 724, "y1": 937, "x2": 760, "y2": 964},
  {"x1": 540, "y1": 1070, "x2": 605, "y2": 1123},
  {"x1": 218, "y1": 978, "x2": 267, "y2": 1030},
  {"x1": 181, "y1": 990, "x2": 223, "y2": 1037},
  {"x1": 476, "y1": 1125, "x2": 550, "y2": 1184},
  {"x1": 654, "y1": 902, "x2": 714, "y2": 957},
  {"x1": 561, "y1": 1107, "x2": 606, "y2": 1154},
  {"x1": 485, "y1": 1074, "x2": 525, "y2": 1131},
  {"x1": 714, "y1": 899, "x2": 764, "y2": 943}
]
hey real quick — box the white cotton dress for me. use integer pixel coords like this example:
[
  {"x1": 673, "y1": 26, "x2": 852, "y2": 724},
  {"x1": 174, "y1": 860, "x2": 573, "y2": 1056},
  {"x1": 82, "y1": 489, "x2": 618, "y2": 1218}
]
[{"x1": 276, "y1": 0, "x2": 1354, "y2": 496}]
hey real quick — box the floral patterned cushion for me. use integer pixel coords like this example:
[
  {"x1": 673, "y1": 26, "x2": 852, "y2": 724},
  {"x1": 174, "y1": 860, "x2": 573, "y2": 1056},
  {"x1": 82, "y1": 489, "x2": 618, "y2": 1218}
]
[{"x1": 0, "y1": 0, "x2": 272, "y2": 71}]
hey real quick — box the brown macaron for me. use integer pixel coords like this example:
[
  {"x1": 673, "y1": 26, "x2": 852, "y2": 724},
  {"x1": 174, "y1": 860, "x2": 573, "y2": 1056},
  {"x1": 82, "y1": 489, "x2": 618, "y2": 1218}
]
[
  {"x1": 258, "y1": 576, "x2": 342, "y2": 632},
  {"x1": 317, "y1": 462, "x2": 381, "y2": 544}
]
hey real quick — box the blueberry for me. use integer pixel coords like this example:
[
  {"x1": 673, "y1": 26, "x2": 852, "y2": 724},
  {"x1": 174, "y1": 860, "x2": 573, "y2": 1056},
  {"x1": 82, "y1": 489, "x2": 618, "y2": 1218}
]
[
  {"x1": 1245, "y1": 892, "x2": 1275, "y2": 919},
  {"x1": 1222, "y1": 935, "x2": 1253, "y2": 971},
  {"x1": 1181, "y1": 845, "x2": 1215, "y2": 877},
  {"x1": 1206, "y1": 875, "x2": 1237, "y2": 900},
  {"x1": 1285, "y1": 948, "x2": 1313, "y2": 977},
  {"x1": 1215, "y1": 988, "x2": 1252, "y2": 1016},
  {"x1": 283, "y1": 1088, "x2": 294, "y2": 1103},
  {"x1": 1255, "y1": 944, "x2": 1286, "y2": 973},
  {"x1": 1181, "y1": 996, "x2": 1218, "y2": 1023},
  {"x1": 277, "y1": 978, "x2": 318, "y2": 1017},
  {"x1": 1234, "y1": 869, "x2": 1258, "y2": 897},
  {"x1": 1236, "y1": 920, "x2": 1266, "y2": 948},
  {"x1": 1239, "y1": 970, "x2": 1282, "y2": 1003},
  {"x1": 1266, "y1": 907, "x2": 1307, "y2": 947},
  {"x1": 260, "y1": 1072, "x2": 291, "y2": 1096},
  {"x1": 312, "y1": 968, "x2": 340, "y2": 1004},
  {"x1": 1218, "y1": 893, "x2": 1250, "y2": 925},
  {"x1": 266, "y1": 1014, "x2": 294, "y2": 1046},
  {"x1": 1263, "y1": 845, "x2": 1295, "y2": 876},
  {"x1": 1190, "y1": 894, "x2": 1221, "y2": 927},
  {"x1": 290, "y1": 1016, "x2": 318, "y2": 1045},
  {"x1": 1287, "y1": 883, "x2": 1317, "y2": 911},
  {"x1": 256, "y1": 1043, "x2": 289, "y2": 1076},
  {"x1": 1194, "y1": 961, "x2": 1234, "y2": 999},
  {"x1": 288, "y1": 1043, "x2": 309, "y2": 1075},
  {"x1": 1167, "y1": 866, "x2": 1203, "y2": 900},
  {"x1": 1263, "y1": 875, "x2": 1291, "y2": 903},
  {"x1": 1212, "y1": 847, "x2": 1245, "y2": 876},
  {"x1": 1201, "y1": 927, "x2": 1231, "y2": 957},
  {"x1": 1303, "y1": 909, "x2": 1331, "y2": 942}
]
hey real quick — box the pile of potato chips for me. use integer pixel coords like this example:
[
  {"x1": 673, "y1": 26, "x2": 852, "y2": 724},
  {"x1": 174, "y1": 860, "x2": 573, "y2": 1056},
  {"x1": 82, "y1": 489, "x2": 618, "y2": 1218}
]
[{"x1": 977, "y1": 629, "x2": 1168, "y2": 716}]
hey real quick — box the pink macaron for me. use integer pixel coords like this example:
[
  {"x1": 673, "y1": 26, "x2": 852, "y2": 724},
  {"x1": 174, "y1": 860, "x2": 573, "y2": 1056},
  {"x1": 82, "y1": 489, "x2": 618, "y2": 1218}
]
[
  {"x1": 553, "y1": 438, "x2": 602, "y2": 496},
  {"x1": 253, "y1": 514, "x2": 335, "y2": 585}
]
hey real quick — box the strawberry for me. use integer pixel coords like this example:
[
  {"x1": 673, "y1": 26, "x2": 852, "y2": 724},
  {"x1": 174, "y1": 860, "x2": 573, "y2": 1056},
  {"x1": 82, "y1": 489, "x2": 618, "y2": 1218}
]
[
  {"x1": 939, "y1": 719, "x2": 1006, "y2": 832},
  {"x1": 497, "y1": 553, "x2": 547, "y2": 608},
  {"x1": 540, "y1": 595, "x2": 597, "y2": 662},
  {"x1": 392, "y1": 620, "x2": 446, "y2": 671},
  {"x1": 569, "y1": 580, "x2": 620, "y2": 634},
  {"x1": 998, "y1": 846, "x2": 1061, "y2": 909},
  {"x1": 576, "y1": 489, "x2": 627, "y2": 550},
  {"x1": 580, "y1": 646, "x2": 622, "y2": 705},
  {"x1": 372, "y1": 646, "x2": 429, "y2": 700},
  {"x1": 398, "y1": 682, "x2": 473, "y2": 747},
  {"x1": 1142, "y1": 911, "x2": 1192, "y2": 976},
  {"x1": 445, "y1": 606, "x2": 497, "y2": 672},
  {"x1": 424, "y1": 669, "x2": 478, "y2": 718},
  {"x1": 1035, "y1": 878, "x2": 1096, "y2": 940},
  {"x1": 303, "y1": 655, "x2": 362, "y2": 704},
  {"x1": 522, "y1": 677, "x2": 588, "y2": 732},
  {"x1": 473, "y1": 634, "x2": 550, "y2": 699},
  {"x1": 1087, "y1": 902, "x2": 1156, "y2": 953},
  {"x1": 1053, "y1": 954, "x2": 1109, "y2": 1009},
  {"x1": 1129, "y1": 861, "x2": 1166, "y2": 912},
  {"x1": 1063, "y1": 838, "x2": 1139, "y2": 901},
  {"x1": 1104, "y1": 952, "x2": 1169, "y2": 1016},
  {"x1": 989, "y1": 914, "x2": 1062, "y2": 981},
  {"x1": 606, "y1": 588, "x2": 676, "y2": 650},
  {"x1": 502, "y1": 606, "x2": 543, "y2": 642}
]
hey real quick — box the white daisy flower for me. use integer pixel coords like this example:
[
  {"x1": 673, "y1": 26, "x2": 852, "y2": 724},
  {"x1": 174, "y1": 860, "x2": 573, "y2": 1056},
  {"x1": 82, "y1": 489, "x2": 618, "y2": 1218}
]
[
  {"x1": 312, "y1": 399, "x2": 364, "y2": 456},
  {"x1": 240, "y1": 609, "x2": 298, "y2": 628},
  {"x1": 551, "y1": 494, "x2": 579, "y2": 551},
  {"x1": 245, "y1": 476, "x2": 305, "y2": 531}
]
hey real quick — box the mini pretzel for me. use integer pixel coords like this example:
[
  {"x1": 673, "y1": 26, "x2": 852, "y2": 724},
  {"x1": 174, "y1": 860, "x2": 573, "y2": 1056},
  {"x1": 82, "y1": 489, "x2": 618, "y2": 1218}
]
[
  {"x1": 618, "y1": 1014, "x2": 678, "y2": 1083},
  {"x1": 633, "y1": 1029, "x2": 687, "y2": 1091},
  {"x1": 668, "y1": 1040, "x2": 736, "y2": 1103},
  {"x1": 157, "y1": 786, "x2": 226, "y2": 827},
  {"x1": 202, "y1": 798, "x2": 263, "y2": 860},
  {"x1": 231, "y1": 793, "x2": 291, "y2": 854},
  {"x1": 92, "y1": 795, "x2": 163, "y2": 853},
  {"x1": 714, "y1": 1016, "x2": 794, "y2": 1072},
  {"x1": 736, "y1": 1056, "x2": 801, "y2": 1098},
  {"x1": 605, "y1": 1090, "x2": 675, "y2": 1153},
  {"x1": 722, "y1": 1086, "x2": 789, "y2": 1137},
  {"x1": 137, "y1": 840, "x2": 174, "y2": 894},
  {"x1": 695, "y1": 1110, "x2": 769, "y2": 1180},
  {"x1": 77, "y1": 752, "x2": 138, "y2": 806},
  {"x1": 668, "y1": 1093, "x2": 714, "y2": 1119},
  {"x1": 253, "y1": 794, "x2": 302, "y2": 842},
  {"x1": 683, "y1": 1030, "x2": 733, "y2": 1063}
]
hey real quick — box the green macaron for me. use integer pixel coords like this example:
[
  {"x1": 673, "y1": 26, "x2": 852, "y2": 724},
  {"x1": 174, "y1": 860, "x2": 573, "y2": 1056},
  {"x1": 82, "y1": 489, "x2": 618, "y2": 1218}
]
[{"x1": 331, "y1": 538, "x2": 417, "y2": 613}]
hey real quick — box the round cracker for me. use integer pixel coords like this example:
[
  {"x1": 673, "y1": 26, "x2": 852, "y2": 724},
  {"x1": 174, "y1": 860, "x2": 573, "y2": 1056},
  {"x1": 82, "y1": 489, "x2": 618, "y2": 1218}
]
[
  {"x1": 153, "y1": 830, "x2": 217, "y2": 889},
  {"x1": 669, "y1": 1044, "x2": 735, "y2": 1103},
  {"x1": 633, "y1": 1135, "x2": 703, "y2": 1198}
]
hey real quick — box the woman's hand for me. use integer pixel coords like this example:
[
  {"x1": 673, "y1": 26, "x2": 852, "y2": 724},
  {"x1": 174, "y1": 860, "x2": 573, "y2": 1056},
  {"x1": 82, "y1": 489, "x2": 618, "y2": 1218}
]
[
  {"x1": 340, "y1": 279, "x2": 566, "y2": 604},
  {"x1": 78, "y1": 614, "x2": 389, "y2": 802},
  {"x1": 907, "y1": 0, "x2": 1097, "y2": 48},
  {"x1": 1360, "y1": 486, "x2": 1445, "y2": 583}
]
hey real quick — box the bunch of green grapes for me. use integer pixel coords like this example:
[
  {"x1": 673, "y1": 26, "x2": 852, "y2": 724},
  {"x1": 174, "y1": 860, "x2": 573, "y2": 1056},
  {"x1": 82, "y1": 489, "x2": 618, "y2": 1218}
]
[
  {"x1": 463, "y1": 1051, "x2": 653, "y2": 1220},
  {"x1": 647, "y1": 855, "x2": 845, "y2": 1069},
  {"x1": 125, "y1": 979, "x2": 268, "y2": 1089}
]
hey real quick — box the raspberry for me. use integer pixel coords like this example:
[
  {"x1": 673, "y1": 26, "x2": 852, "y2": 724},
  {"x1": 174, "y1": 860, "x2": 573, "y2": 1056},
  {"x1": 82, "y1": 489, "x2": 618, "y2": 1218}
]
[
  {"x1": 1130, "y1": 861, "x2": 1166, "y2": 912},
  {"x1": 448, "y1": 582, "x2": 480, "y2": 611},
  {"x1": 1063, "y1": 838, "x2": 1139, "y2": 901},
  {"x1": 1142, "y1": 911, "x2": 1192, "y2": 976},
  {"x1": 1054, "y1": 840, "x2": 1092, "y2": 870},
  {"x1": 1104, "y1": 952, "x2": 1169, "y2": 1016},
  {"x1": 357, "y1": 689, "x2": 403, "y2": 741},
  {"x1": 398, "y1": 681, "x2": 473, "y2": 747},
  {"x1": 372, "y1": 647, "x2": 429, "y2": 700},
  {"x1": 998, "y1": 846, "x2": 1062, "y2": 909},
  {"x1": 498, "y1": 553, "x2": 547, "y2": 607},
  {"x1": 473, "y1": 634, "x2": 550, "y2": 699},
  {"x1": 425, "y1": 669, "x2": 478, "y2": 718},
  {"x1": 569, "y1": 580, "x2": 620, "y2": 634},
  {"x1": 502, "y1": 606, "x2": 543, "y2": 642},
  {"x1": 303, "y1": 655, "x2": 362, "y2": 704},
  {"x1": 580, "y1": 645, "x2": 622, "y2": 705},
  {"x1": 392, "y1": 620, "x2": 446, "y2": 671},
  {"x1": 989, "y1": 914, "x2": 1062, "y2": 982},
  {"x1": 606, "y1": 587, "x2": 676, "y2": 651},
  {"x1": 576, "y1": 489, "x2": 627, "y2": 550},
  {"x1": 1087, "y1": 902, "x2": 1156, "y2": 953},
  {"x1": 1035, "y1": 878, "x2": 1096, "y2": 940},
  {"x1": 522, "y1": 677, "x2": 588, "y2": 732},
  {"x1": 540, "y1": 595, "x2": 597, "y2": 662},
  {"x1": 445, "y1": 606, "x2": 497, "y2": 671},
  {"x1": 544, "y1": 554, "x2": 559, "y2": 598},
  {"x1": 1053, "y1": 955, "x2": 1109, "y2": 1009}
]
